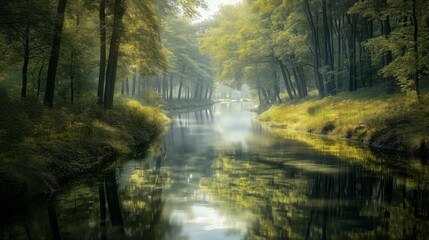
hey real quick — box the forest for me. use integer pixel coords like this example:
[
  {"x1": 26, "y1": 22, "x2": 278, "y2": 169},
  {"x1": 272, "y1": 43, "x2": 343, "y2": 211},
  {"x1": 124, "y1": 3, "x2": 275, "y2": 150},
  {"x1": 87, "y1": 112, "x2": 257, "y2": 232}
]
[
  {"x1": 1, "y1": 0, "x2": 429, "y2": 239},
  {"x1": 203, "y1": 0, "x2": 429, "y2": 102}
]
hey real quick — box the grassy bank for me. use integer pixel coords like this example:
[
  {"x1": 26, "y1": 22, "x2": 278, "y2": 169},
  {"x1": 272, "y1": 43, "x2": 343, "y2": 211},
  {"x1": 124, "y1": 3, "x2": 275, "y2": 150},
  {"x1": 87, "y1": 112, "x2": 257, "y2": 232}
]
[
  {"x1": 260, "y1": 86, "x2": 429, "y2": 156},
  {"x1": 0, "y1": 94, "x2": 168, "y2": 209}
]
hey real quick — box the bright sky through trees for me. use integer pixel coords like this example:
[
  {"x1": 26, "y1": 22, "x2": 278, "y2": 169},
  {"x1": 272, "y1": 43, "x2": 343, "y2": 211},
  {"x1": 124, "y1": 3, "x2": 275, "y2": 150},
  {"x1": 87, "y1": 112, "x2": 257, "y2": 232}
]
[{"x1": 197, "y1": 0, "x2": 242, "y2": 20}]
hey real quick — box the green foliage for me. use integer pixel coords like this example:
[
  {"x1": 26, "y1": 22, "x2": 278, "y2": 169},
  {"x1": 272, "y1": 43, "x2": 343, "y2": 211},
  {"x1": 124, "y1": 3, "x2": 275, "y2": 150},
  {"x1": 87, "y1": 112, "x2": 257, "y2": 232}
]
[
  {"x1": 140, "y1": 89, "x2": 164, "y2": 107},
  {"x1": 351, "y1": 0, "x2": 429, "y2": 99}
]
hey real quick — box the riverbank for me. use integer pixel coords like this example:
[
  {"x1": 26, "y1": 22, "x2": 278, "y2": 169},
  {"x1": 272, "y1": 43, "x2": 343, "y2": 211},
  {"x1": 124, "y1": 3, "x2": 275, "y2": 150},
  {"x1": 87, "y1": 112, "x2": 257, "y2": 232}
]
[
  {"x1": 163, "y1": 99, "x2": 214, "y2": 112},
  {"x1": 259, "y1": 86, "x2": 429, "y2": 156},
  {"x1": 0, "y1": 95, "x2": 168, "y2": 211}
]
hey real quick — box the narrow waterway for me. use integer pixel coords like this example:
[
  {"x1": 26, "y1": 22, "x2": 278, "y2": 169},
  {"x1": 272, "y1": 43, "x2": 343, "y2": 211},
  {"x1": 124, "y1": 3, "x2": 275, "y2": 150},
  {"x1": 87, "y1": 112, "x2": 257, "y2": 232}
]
[{"x1": 1, "y1": 102, "x2": 429, "y2": 239}]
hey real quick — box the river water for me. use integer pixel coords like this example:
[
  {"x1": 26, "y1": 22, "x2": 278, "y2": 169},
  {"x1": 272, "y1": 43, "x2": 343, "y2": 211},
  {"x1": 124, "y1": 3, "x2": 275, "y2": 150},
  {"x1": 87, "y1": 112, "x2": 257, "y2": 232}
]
[{"x1": 1, "y1": 102, "x2": 429, "y2": 239}]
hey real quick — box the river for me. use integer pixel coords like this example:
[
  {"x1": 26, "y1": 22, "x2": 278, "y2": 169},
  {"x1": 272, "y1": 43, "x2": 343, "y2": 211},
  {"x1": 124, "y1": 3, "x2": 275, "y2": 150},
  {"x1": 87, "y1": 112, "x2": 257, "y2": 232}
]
[{"x1": 1, "y1": 102, "x2": 429, "y2": 239}]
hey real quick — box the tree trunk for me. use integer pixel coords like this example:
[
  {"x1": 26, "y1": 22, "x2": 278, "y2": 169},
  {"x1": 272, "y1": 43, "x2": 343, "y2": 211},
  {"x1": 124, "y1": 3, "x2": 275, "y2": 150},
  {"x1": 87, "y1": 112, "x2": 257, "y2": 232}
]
[
  {"x1": 131, "y1": 67, "x2": 136, "y2": 96},
  {"x1": 367, "y1": 19, "x2": 373, "y2": 87},
  {"x1": 261, "y1": 87, "x2": 269, "y2": 104},
  {"x1": 162, "y1": 73, "x2": 167, "y2": 99},
  {"x1": 283, "y1": 63, "x2": 297, "y2": 98},
  {"x1": 103, "y1": 0, "x2": 126, "y2": 108},
  {"x1": 157, "y1": 76, "x2": 161, "y2": 93},
  {"x1": 69, "y1": 14, "x2": 79, "y2": 104},
  {"x1": 322, "y1": 0, "x2": 335, "y2": 95},
  {"x1": 199, "y1": 82, "x2": 204, "y2": 100},
  {"x1": 412, "y1": 0, "x2": 421, "y2": 102},
  {"x1": 97, "y1": 0, "x2": 106, "y2": 105},
  {"x1": 194, "y1": 81, "x2": 200, "y2": 100},
  {"x1": 297, "y1": 65, "x2": 308, "y2": 97},
  {"x1": 169, "y1": 75, "x2": 173, "y2": 100},
  {"x1": 37, "y1": 63, "x2": 44, "y2": 98},
  {"x1": 303, "y1": 0, "x2": 325, "y2": 98},
  {"x1": 70, "y1": 73, "x2": 74, "y2": 103},
  {"x1": 290, "y1": 59, "x2": 307, "y2": 98},
  {"x1": 43, "y1": 0, "x2": 68, "y2": 107},
  {"x1": 336, "y1": 17, "x2": 343, "y2": 90},
  {"x1": 21, "y1": 0, "x2": 29, "y2": 98},
  {"x1": 346, "y1": 14, "x2": 358, "y2": 92},
  {"x1": 208, "y1": 88, "x2": 213, "y2": 99},
  {"x1": 177, "y1": 66, "x2": 185, "y2": 100},
  {"x1": 383, "y1": 16, "x2": 393, "y2": 66},
  {"x1": 177, "y1": 80, "x2": 183, "y2": 100},
  {"x1": 125, "y1": 77, "x2": 129, "y2": 95},
  {"x1": 277, "y1": 58, "x2": 293, "y2": 100},
  {"x1": 204, "y1": 86, "x2": 209, "y2": 100}
]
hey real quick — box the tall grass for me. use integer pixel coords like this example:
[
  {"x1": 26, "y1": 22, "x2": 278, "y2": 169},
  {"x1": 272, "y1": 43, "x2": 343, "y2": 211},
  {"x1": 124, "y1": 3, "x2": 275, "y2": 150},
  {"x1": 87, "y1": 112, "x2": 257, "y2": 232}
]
[{"x1": 260, "y1": 85, "x2": 429, "y2": 154}]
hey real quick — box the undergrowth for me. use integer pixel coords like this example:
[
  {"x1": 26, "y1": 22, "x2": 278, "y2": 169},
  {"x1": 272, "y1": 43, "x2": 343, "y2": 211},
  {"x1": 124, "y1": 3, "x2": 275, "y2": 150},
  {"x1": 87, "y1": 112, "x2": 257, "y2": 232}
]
[{"x1": 0, "y1": 91, "x2": 169, "y2": 203}]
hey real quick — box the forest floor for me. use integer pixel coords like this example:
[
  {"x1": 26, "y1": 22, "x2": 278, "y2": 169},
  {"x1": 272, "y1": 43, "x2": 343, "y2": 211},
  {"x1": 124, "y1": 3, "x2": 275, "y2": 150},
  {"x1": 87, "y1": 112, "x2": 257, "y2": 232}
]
[
  {"x1": 0, "y1": 94, "x2": 168, "y2": 211},
  {"x1": 259, "y1": 85, "x2": 429, "y2": 157}
]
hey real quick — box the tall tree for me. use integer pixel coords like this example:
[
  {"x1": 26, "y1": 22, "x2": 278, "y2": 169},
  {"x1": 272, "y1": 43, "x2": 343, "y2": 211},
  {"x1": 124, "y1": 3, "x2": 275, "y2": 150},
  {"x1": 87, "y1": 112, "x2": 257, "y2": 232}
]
[
  {"x1": 301, "y1": 0, "x2": 325, "y2": 98},
  {"x1": 44, "y1": 0, "x2": 68, "y2": 107},
  {"x1": 21, "y1": 0, "x2": 30, "y2": 97},
  {"x1": 103, "y1": 0, "x2": 126, "y2": 108},
  {"x1": 97, "y1": 0, "x2": 106, "y2": 106},
  {"x1": 0, "y1": 0, "x2": 51, "y2": 98}
]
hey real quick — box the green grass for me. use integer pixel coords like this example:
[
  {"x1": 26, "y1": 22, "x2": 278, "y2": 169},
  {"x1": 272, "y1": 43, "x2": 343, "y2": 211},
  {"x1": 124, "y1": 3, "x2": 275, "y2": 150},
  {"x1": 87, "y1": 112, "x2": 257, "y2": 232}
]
[
  {"x1": 260, "y1": 85, "x2": 429, "y2": 155},
  {"x1": 0, "y1": 93, "x2": 169, "y2": 204}
]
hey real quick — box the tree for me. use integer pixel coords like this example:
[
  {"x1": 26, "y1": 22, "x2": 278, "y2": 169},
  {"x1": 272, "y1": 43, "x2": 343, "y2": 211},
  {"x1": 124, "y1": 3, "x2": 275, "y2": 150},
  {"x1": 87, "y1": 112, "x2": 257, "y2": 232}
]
[
  {"x1": 97, "y1": 0, "x2": 106, "y2": 105},
  {"x1": 44, "y1": 0, "x2": 68, "y2": 107},
  {"x1": 102, "y1": 0, "x2": 207, "y2": 108},
  {"x1": 103, "y1": 0, "x2": 126, "y2": 108},
  {"x1": 350, "y1": 0, "x2": 429, "y2": 101},
  {"x1": 0, "y1": 0, "x2": 52, "y2": 98},
  {"x1": 300, "y1": 0, "x2": 326, "y2": 98}
]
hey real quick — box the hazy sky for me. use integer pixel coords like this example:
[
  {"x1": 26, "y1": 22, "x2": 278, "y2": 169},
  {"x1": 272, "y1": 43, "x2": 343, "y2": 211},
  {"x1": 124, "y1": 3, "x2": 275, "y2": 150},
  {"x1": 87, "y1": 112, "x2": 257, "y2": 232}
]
[{"x1": 197, "y1": 0, "x2": 242, "y2": 21}]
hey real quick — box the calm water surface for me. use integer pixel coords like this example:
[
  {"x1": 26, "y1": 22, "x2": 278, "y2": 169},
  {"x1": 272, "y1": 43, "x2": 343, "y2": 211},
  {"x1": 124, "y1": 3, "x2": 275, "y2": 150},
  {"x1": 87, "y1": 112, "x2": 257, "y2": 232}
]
[{"x1": 2, "y1": 102, "x2": 429, "y2": 239}]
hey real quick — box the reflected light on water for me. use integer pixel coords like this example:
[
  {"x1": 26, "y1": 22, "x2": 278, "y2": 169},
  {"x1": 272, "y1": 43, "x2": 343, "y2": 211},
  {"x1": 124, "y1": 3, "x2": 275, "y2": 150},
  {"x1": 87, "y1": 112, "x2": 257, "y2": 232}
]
[
  {"x1": 283, "y1": 160, "x2": 345, "y2": 174},
  {"x1": 169, "y1": 205, "x2": 248, "y2": 240},
  {"x1": 214, "y1": 103, "x2": 253, "y2": 149}
]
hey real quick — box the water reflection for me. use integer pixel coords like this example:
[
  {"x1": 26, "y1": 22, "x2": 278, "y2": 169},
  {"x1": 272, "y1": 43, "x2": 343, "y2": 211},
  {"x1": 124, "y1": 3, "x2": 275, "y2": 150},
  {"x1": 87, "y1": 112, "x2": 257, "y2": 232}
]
[{"x1": 1, "y1": 102, "x2": 429, "y2": 239}]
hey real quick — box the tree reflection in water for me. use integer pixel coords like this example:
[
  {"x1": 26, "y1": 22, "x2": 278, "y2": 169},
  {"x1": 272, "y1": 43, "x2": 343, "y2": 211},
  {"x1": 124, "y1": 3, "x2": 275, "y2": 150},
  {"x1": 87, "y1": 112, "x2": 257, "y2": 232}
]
[{"x1": 202, "y1": 144, "x2": 429, "y2": 239}]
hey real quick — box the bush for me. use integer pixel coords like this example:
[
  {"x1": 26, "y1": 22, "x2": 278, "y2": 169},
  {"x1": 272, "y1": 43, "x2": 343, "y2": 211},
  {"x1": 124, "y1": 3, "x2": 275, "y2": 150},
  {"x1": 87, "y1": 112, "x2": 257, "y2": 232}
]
[{"x1": 140, "y1": 89, "x2": 163, "y2": 107}]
